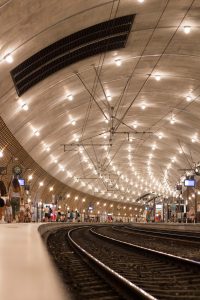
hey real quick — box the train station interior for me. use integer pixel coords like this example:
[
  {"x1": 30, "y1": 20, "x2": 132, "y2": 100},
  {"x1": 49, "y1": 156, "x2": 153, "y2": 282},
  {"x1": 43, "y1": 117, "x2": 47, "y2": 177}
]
[{"x1": 0, "y1": 1, "x2": 200, "y2": 300}]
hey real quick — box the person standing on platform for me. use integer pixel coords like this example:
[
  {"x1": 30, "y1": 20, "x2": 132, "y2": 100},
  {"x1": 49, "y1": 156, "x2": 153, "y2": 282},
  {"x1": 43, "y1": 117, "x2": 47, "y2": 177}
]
[
  {"x1": 5, "y1": 198, "x2": 12, "y2": 223},
  {"x1": 0, "y1": 180, "x2": 7, "y2": 223},
  {"x1": 9, "y1": 178, "x2": 22, "y2": 222}
]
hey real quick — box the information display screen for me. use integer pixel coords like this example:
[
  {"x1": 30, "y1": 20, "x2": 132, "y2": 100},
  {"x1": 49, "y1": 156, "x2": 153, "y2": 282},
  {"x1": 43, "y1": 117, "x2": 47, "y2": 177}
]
[
  {"x1": 18, "y1": 178, "x2": 25, "y2": 186},
  {"x1": 184, "y1": 179, "x2": 195, "y2": 187}
]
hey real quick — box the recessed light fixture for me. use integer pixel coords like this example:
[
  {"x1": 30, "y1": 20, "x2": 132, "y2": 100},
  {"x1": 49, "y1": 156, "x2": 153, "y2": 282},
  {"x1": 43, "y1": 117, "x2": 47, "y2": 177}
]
[
  {"x1": 28, "y1": 175, "x2": 33, "y2": 181},
  {"x1": 184, "y1": 26, "x2": 191, "y2": 34},
  {"x1": 170, "y1": 114, "x2": 176, "y2": 124},
  {"x1": 158, "y1": 133, "x2": 163, "y2": 139},
  {"x1": 155, "y1": 75, "x2": 161, "y2": 81},
  {"x1": 5, "y1": 54, "x2": 13, "y2": 63},
  {"x1": 133, "y1": 121, "x2": 138, "y2": 129},
  {"x1": 186, "y1": 95, "x2": 192, "y2": 102},
  {"x1": 191, "y1": 135, "x2": 198, "y2": 143},
  {"x1": 39, "y1": 182, "x2": 44, "y2": 187},
  {"x1": 0, "y1": 150, "x2": 3, "y2": 158},
  {"x1": 114, "y1": 58, "x2": 122, "y2": 66},
  {"x1": 71, "y1": 120, "x2": 76, "y2": 126},
  {"x1": 141, "y1": 104, "x2": 146, "y2": 110},
  {"x1": 49, "y1": 186, "x2": 53, "y2": 191},
  {"x1": 107, "y1": 95, "x2": 112, "y2": 101},
  {"x1": 138, "y1": 0, "x2": 144, "y2": 2},
  {"x1": 22, "y1": 103, "x2": 29, "y2": 111},
  {"x1": 67, "y1": 94, "x2": 73, "y2": 101},
  {"x1": 34, "y1": 130, "x2": 40, "y2": 136}
]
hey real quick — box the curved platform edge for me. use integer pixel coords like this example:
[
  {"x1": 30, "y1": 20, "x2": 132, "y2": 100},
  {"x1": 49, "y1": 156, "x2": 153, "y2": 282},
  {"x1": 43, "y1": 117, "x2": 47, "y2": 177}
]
[{"x1": 0, "y1": 223, "x2": 71, "y2": 300}]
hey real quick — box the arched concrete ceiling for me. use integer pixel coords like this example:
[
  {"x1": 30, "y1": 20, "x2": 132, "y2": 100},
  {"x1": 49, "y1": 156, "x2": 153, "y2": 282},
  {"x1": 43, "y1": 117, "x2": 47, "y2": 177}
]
[{"x1": 0, "y1": 0, "x2": 200, "y2": 206}]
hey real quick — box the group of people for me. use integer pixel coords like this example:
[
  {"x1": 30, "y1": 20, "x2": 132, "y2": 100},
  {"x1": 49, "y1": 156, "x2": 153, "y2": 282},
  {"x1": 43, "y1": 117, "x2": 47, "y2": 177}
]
[
  {"x1": 0, "y1": 178, "x2": 31, "y2": 223},
  {"x1": 44, "y1": 206, "x2": 81, "y2": 223}
]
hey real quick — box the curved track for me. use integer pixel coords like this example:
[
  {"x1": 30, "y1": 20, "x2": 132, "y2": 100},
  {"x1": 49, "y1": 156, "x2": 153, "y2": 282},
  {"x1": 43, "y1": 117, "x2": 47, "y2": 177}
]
[
  {"x1": 108, "y1": 225, "x2": 200, "y2": 261},
  {"x1": 69, "y1": 225, "x2": 200, "y2": 300},
  {"x1": 123, "y1": 225, "x2": 200, "y2": 243},
  {"x1": 47, "y1": 226, "x2": 123, "y2": 300},
  {"x1": 47, "y1": 225, "x2": 200, "y2": 300}
]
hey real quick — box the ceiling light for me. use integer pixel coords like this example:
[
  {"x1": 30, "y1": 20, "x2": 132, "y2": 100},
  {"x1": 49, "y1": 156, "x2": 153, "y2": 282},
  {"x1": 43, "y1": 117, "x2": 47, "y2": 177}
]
[
  {"x1": 54, "y1": 159, "x2": 58, "y2": 163},
  {"x1": 141, "y1": 104, "x2": 146, "y2": 110},
  {"x1": 39, "y1": 182, "x2": 44, "y2": 187},
  {"x1": 28, "y1": 175, "x2": 33, "y2": 181},
  {"x1": 46, "y1": 147, "x2": 50, "y2": 152},
  {"x1": 49, "y1": 186, "x2": 53, "y2": 191},
  {"x1": 133, "y1": 121, "x2": 138, "y2": 129},
  {"x1": 184, "y1": 26, "x2": 191, "y2": 34},
  {"x1": 171, "y1": 157, "x2": 176, "y2": 163},
  {"x1": 179, "y1": 149, "x2": 183, "y2": 154},
  {"x1": 105, "y1": 118, "x2": 109, "y2": 123},
  {"x1": 107, "y1": 95, "x2": 112, "y2": 101},
  {"x1": 138, "y1": 0, "x2": 144, "y2": 2},
  {"x1": 5, "y1": 54, "x2": 13, "y2": 63},
  {"x1": 170, "y1": 115, "x2": 176, "y2": 124},
  {"x1": 155, "y1": 75, "x2": 161, "y2": 81},
  {"x1": 0, "y1": 151, "x2": 3, "y2": 158},
  {"x1": 22, "y1": 103, "x2": 29, "y2": 111},
  {"x1": 114, "y1": 58, "x2": 122, "y2": 66},
  {"x1": 67, "y1": 94, "x2": 73, "y2": 101},
  {"x1": 186, "y1": 95, "x2": 192, "y2": 102},
  {"x1": 191, "y1": 135, "x2": 198, "y2": 143},
  {"x1": 71, "y1": 120, "x2": 76, "y2": 126},
  {"x1": 34, "y1": 130, "x2": 40, "y2": 136},
  {"x1": 158, "y1": 133, "x2": 163, "y2": 139}
]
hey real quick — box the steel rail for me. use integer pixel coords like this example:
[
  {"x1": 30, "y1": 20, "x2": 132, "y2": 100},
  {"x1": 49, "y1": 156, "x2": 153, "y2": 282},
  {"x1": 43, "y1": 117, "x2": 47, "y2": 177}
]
[
  {"x1": 68, "y1": 226, "x2": 157, "y2": 300},
  {"x1": 90, "y1": 227, "x2": 200, "y2": 267},
  {"x1": 123, "y1": 225, "x2": 200, "y2": 242}
]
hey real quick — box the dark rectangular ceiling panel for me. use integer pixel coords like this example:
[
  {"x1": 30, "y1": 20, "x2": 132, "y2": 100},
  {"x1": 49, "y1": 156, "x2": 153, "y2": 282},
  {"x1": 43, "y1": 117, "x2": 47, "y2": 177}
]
[{"x1": 11, "y1": 14, "x2": 135, "y2": 96}]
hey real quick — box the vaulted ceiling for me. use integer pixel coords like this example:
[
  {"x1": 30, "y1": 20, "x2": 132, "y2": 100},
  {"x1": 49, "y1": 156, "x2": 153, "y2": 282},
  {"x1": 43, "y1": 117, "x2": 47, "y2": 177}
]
[{"x1": 0, "y1": 0, "x2": 200, "y2": 206}]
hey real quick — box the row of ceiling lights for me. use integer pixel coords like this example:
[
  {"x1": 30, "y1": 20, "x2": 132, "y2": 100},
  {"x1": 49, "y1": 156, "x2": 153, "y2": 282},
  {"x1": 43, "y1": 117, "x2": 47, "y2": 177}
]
[{"x1": 1, "y1": 9, "x2": 194, "y2": 203}]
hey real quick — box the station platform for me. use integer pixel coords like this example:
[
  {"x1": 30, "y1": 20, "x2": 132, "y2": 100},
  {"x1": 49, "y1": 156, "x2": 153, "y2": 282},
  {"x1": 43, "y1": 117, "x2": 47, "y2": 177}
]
[{"x1": 0, "y1": 223, "x2": 70, "y2": 300}]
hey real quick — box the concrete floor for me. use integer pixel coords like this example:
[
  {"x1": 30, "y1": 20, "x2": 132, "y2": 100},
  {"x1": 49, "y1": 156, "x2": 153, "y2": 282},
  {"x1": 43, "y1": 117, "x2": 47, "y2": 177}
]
[{"x1": 0, "y1": 223, "x2": 69, "y2": 300}]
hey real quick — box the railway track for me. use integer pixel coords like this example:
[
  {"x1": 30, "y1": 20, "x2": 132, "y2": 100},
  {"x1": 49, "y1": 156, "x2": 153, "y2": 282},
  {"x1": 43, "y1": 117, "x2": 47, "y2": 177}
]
[
  {"x1": 105, "y1": 225, "x2": 200, "y2": 261},
  {"x1": 69, "y1": 225, "x2": 200, "y2": 300},
  {"x1": 47, "y1": 226, "x2": 123, "y2": 300},
  {"x1": 123, "y1": 225, "x2": 200, "y2": 243}
]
